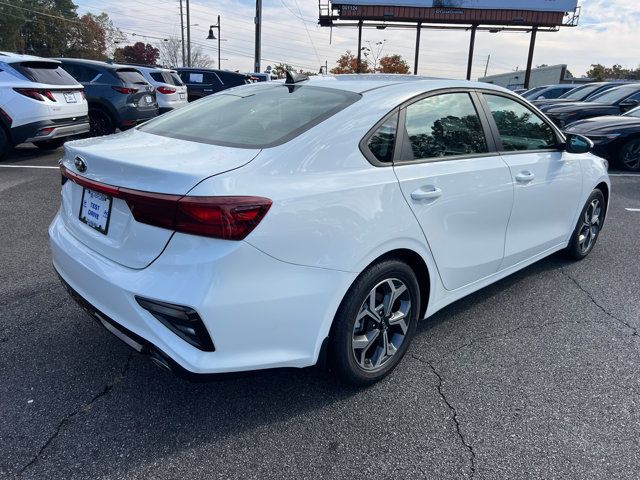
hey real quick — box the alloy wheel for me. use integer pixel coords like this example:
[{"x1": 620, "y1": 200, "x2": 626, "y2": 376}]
[
  {"x1": 622, "y1": 141, "x2": 640, "y2": 171},
  {"x1": 351, "y1": 278, "x2": 412, "y2": 372},
  {"x1": 577, "y1": 198, "x2": 602, "y2": 254}
]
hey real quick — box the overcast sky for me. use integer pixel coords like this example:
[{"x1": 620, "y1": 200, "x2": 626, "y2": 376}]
[{"x1": 76, "y1": 0, "x2": 638, "y2": 78}]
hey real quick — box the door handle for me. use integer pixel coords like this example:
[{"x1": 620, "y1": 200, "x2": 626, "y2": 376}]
[
  {"x1": 411, "y1": 186, "x2": 443, "y2": 201},
  {"x1": 515, "y1": 171, "x2": 535, "y2": 183}
]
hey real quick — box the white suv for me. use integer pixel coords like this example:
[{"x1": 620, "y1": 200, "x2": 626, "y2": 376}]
[
  {"x1": 134, "y1": 66, "x2": 187, "y2": 114},
  {"x1": 0, "y1": 52, "x2": 89, "y2": 159}
]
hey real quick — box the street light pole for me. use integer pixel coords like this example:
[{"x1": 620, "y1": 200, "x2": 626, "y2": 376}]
[
  {"x1": 179, "y1": 0, "x2": 185, "y2": 67},
  {"x1": 206, "y1": 16, "x2": 222, "y2": 69},
  {"x1": 186, "y1": 0, "x2": 191, "y2": 67},
  {"x1": 254, "y1": 0, "x2": 262, "y2": 73}
]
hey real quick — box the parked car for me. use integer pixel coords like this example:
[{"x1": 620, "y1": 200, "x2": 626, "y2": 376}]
[
  {"x1": 57, "y1": 58, "x2": 158, "y2": 136},
  {"x1": 50, "y1": 76, "x2": 609, "y2": 385},
  {"x1": 521, "y1": 84, "x2": 577, "y2": 101},
  {"x1": 512, "y1": 88, "x2": 528, "y2": 95},
  {"x1": 0, "y1": 52, "x2": 88, "y2": 159},
  {"x1": 564, "y1": 106, "x2": 640, "y2": 171},
  {"x1": 533, "y1": 82, "x2": 634, "y2": 112},
  {"x1": 134, "y1": 66, "x2": 188, "y2": 114},
  {"x1": 175, "y1": 67, "x2": 250, "y2": 101},
  {"x1": 247, "y1": 73, "x2": 272, "y2": 83},
  {"x1": 545, "y1": 84, "x2": 640, "y2": 128}
]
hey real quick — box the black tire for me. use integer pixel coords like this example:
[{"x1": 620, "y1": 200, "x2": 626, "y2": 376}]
[
  {"x1": 0, "y1": 127, "x2": 10, "y2": 161},
  {"x1": 564, "y1": 189, "x2": 606, "y2": 260},
  {"x1": 33, "y1": 138, "x2": 65, "y2": 150},
  {"x1": 619, "y1": 139, "x2": 640, "y2": 172},
  {"x1": 89, "y1": 108, "x2": 115, "y2": 137},
  {"x1": 329, "y1": 259, "x2": 421, "y2": 386}
]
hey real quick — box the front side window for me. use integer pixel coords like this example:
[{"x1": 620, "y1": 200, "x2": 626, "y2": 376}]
[
  {"x1": 400, "y1": 92, "x2": 488, "y2": 161},
  {"x1": 367, "y1": 113, "x2": 398, "y2": 163},
  {"x1": 484, "y1": 94, "x2": 558, "y2": 152},
  {"x1": 140, "y1": 84, "x2": 361, "y2": 148}
]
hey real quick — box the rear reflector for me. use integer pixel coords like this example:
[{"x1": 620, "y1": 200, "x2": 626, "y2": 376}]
[
  {"x1": 136, "y1": 296, "x2": 215, "y2": 351},
  {"x1": 61, "y1": 166, "x2": 272, "y2": 240}
]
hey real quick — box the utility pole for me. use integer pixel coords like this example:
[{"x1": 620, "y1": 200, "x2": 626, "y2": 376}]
[
  {"x1": 484, "y1": 54, "x2": 491, "y2": 77},
  {"x1": 254, "y1": 0, "x2": 262, "y2": 73},
  {"x1": 179, "y1": 0, "x2": 185, "y2": 67},
  {"x1": 186, "y1": 0, "x2": 191, "y2": 67}
]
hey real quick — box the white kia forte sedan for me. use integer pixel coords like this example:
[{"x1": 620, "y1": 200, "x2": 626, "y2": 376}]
[{"x1": 49, "y1": 75, "x2": 610, "y2": 385}]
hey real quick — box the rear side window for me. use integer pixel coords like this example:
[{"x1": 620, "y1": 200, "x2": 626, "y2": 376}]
[
  {"x1": 366, "y1": 113, "x2": 398, "y2": 163},
  {"x1": 484, "y1": 94, "x2": 558, "y2": 151},
  {"x1": 400, "y1": 92, "x2": 488, "y2": 161},
  {"x1": 13, "y1": 61, "x2": 78, "y2": 85},
  {"x1": 140, "y1": 85, "x2": 361, "y2": 148},
  {"x1": 116, "y1": 69, "x2": 147, "y2": 84}
]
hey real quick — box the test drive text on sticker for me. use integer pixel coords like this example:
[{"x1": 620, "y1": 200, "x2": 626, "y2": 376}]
[{"x1": 79, "y1": 188, "x2": 112, "y2": 234}]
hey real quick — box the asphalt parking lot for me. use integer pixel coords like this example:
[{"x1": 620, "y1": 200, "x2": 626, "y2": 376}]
[{"x1": 1, "y1": 145, "x2": 639, "y2": 480}]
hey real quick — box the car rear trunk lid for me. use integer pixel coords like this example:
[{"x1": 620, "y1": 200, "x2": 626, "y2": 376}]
[{"x1": 59, "y1": 129, "x2": 261, "y2": 268}]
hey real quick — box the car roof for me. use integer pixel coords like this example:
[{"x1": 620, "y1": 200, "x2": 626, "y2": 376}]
[
  {"x1": 0, "y1": 51, "x2": 61, "y2": 64},
  {"x1": 135, "y1": 65, "x2": 176, "y2": 73},
  {"x1": 176, "y1": 67, "x2": 245, "y2": 75},
  {"x1": 55, "y1": 58, "x2": 143, "y2": 71},
  {"x1": 296, "y1": 74, "x2": 512, "y2": 95}
]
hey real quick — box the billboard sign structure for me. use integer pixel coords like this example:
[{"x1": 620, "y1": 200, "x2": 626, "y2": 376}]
[{"x1": 334, "y1": 0, "x2": 579, "y2": 13}]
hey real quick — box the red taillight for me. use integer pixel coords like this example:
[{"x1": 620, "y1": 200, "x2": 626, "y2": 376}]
[
  {"x1": 14, "y1": 88, "x2": 56, "y2": 101},
  {"x1": 60, "y1": 166, "x2": 272, "y2": 240},
  {"x1": 156, "y1": 86, "x2": 176, "y2": 95},
  {"x1": 111, "y1": 86, "x2": 138, "y2": 94}
]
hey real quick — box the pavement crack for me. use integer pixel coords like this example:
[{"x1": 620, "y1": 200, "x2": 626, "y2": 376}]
[
  {"x1": 439, "y1": 319, "x2": 592, "y2": 363},
  {"x1": 413, "y1": 355, "x2": 476, "y2": 478},
  {"x1": 18, "y1": 352, "x2": 135, "y2": 475},
  {"x1": 561, "y1": 269, "x2": 639, "y2": 338}
]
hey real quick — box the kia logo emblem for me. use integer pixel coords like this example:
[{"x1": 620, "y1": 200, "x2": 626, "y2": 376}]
[{"x1": 74, "y1": 156, "x2": 87, "y2": 173}]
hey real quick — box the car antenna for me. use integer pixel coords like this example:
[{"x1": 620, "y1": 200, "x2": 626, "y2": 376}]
[{"x1": 285, "y1": 70, "x2": 308, "y2": 85}]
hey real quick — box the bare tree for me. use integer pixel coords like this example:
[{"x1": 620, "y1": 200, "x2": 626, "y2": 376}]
[{"x1": 159, "y1": 36, "x2": 213, "y2": 69}]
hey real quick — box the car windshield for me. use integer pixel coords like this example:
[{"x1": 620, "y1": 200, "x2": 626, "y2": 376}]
[
  {"x1": 12, "y1": 61, "x2": 78, "y2": 85},
  {"x1": 140, "y1": 84, "x2": 361, "y2": 148},
  {"x1": 623, "y1": 106, "x2": 640, "y2": 118},
  {"x1": 521, "y1": 87, "x2": 545, "y2": 99},
  {"x1": 587, "y1": 85, "x2": 640, "y2": 104},
  {"x1": 559, "y1": 84, "x2": 602, "y2": 100}
]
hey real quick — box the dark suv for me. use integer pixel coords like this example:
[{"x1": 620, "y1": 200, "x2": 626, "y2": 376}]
[
  {"x1": 175, "y1": 68, "x2": 250, "y2": 102},
  {"x1": 57, "y1": 59, "x2": 159, "y2": 136}
]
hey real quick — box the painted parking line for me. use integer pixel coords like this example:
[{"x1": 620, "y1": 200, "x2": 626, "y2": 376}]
[
  {"x1": 626, "y1": 208, "x2": 640, "y2": 212},
  {"x1": 609, "y1": 173, "x2": 640, "y2": 177},
  {"x1": 0, "y1": 165, "x2": 58, "y2": 170}
]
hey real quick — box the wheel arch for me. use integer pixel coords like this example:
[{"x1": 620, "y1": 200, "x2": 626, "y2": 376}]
[{"x1": 595, "y1": 181, "x2": 610, "y2": 225}]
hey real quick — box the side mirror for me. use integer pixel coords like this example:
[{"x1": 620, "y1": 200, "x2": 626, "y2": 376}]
[
  {"x1": 565, "y1": 134, "x2": 593, "y2": 154},
  {"x1": 620, "y1": 99, "x2": 640, "y2": 111}
]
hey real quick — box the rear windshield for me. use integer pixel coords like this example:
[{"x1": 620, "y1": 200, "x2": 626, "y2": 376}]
[
  {"x1": 12, "y1": 61, "x2": 78, "y2": 85},
  {"x1": 140, "y1": 85, "x2": 360, "y2": 148},
  {"x1": 150, "y1": 71, "x2": 184, "y2": 86},
  {"x1": 116, "y1": 69, "x2": 148, "y2": 85}
]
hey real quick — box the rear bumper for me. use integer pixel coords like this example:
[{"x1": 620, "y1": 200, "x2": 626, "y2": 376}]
[
  {"x1": 118, "y1": 105, "x2": 158, "y2": 127},
  {"x1": 13, "y1": 116, "x2": 90, "y2": 144},
  {"x1": 49, "y1": 212, "x2": 355, "y2": 375}
]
